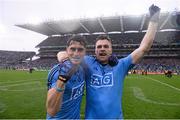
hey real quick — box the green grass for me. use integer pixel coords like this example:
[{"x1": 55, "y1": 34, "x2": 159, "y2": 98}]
[
  {"x1": 123, "y1": 74, "x2": 180, "y2": 119},
  {"x1": 0, "y1": 70, "x2": 180, "y2": 119},
  {"x1": 0, "y1": 70, "x2": 47, "y2": 119}
]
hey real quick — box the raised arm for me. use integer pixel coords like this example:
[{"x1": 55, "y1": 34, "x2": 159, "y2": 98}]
[{"x1": 131, "y1": 5, "x2": 160, "y2": 64}]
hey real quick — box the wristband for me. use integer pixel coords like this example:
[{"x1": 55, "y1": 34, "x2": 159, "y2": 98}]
[
  {"x1": 58, "y1": 75, "x2": 68, "y2": 83},
  {"x1": 55, "y1": 86, "x2": 65, "y2": 92}
]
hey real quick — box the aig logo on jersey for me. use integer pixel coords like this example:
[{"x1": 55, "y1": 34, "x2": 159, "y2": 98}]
[{"x1": 90, "y1": 73, "x2": 113, "y2": 87}]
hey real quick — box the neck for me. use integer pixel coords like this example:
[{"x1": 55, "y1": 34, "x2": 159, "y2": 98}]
[{"x1": 99, "y1": 61, "x2": 108, "y2": 66}]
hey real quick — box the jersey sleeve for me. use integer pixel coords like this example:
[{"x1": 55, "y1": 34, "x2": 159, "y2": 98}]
[
  {"x1": 84, "y1": 55, "x2": 95, "y2": 65},
  {"x1": 47, "y1": 65, "x2": 59, "y2": 90},
  {"x1": 121, "y1": 54, "x2": 135, "y2": 74},
  {"x1": 83, "y1": 55, "x2": 94, "y2": 80},
  {"x1": 47, "y1": 63, "x2": 68, "y2": 90}
]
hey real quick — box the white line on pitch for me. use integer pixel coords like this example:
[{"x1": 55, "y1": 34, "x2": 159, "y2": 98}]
[
  {"x1": 0, "y1": 78, "x2": 46, "y2": 84},
  {"x1": 2, "y1": 87, "x2": 46, "y2": 92},
  {"x1": 132, "y1": 86, "x2": 180, "y2": 106},
  {"x1": 143, "y1": 76, "x2": 180, "y2": 92},
  {"x1": 0, "y1": 81, "x2": 41, "y2": 88},
  {"x1": 0, "y1": 102, "x2": 6, "y2": 113}
]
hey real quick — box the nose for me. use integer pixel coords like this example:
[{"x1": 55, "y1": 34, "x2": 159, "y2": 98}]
[
  {"x1": 73, "y1": 50, "x2": 81, "y2": 56},
  {"x1": 73, "y1": 50, "x2": 78, "y2": 54}
]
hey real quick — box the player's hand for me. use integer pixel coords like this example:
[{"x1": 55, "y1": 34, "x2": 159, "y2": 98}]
[
  {"x1": 149, "y1": 4, "x2": 161, "y2": 22},
  {"x1": 108, "y1": 54, "x2": 118, "y2": 67},
  {"x1": 58, "y1": 64, "x2": 79, "y2": 83},
  {"x1": 57, "y1": 51, "x2": 69, "y2": 62}
]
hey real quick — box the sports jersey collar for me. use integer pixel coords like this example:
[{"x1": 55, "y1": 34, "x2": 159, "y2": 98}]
[{"x1": 94, "y1": 56, "x2": 110, "y2": 67}]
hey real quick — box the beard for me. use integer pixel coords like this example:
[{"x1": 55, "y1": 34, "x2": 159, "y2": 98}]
[{"x1": 96, "y1": 50, "x2": 112, "y2": 64}]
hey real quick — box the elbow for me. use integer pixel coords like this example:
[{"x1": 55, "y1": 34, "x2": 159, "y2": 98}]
[
  {"x1": 143, "y1": 48, "x2": 150, "y2": 53},
  {"x1": 140, "y1": 47, "x2": 150, "y2": 54}
]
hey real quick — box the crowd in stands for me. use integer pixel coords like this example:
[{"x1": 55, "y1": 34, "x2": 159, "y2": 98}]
[
  {"x1": 1, "y1": 55, "x2": 179, "y2": 75},
  {"x1": 0, "y1": 31, "x2": 179, "y2": 74},
  {"x1": 6, "y1": 58, "x2": 57, "y2": 70},
  {"x1": 36, "y1": 31, "x2": 180, "y2": 48},
  {"x1": 133, "y1": 58, "x2": 180, "y2": 74},
  {"x1": 0, "y1": 50, "x2": 35, "y2": 69},
  {"x1": 30, "y1": 58, "x2": 58, "y2": 69}
]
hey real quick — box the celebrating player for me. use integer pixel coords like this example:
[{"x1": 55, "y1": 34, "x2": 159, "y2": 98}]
[
  {"x1": 46, "y1": 35, "x2": 86, "y2": 119},
  {"x1": 57, "y1": 4, "x2": 160, "y2": 119}
]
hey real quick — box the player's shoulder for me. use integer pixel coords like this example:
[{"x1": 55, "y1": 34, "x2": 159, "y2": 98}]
[
  {"x1": 49, "y1": 64, "x2": 58, "y2": 71},
  {"x1": 119, "y1": 54, "x2": 132, "y2": 62},
  {"x1": 116, "y1": 55, "x2": 133, "y2": 67},
  {"x1": 84, "y1": 55, "x2": 94, "y2": 59},
  {"x1": 48, "y1": 61, "x2": 67, "y2": 76},
  {"x1": 48, "y1": 64, "x2": 59, "y2": 76},
  {"x1": 84, "y1": 55, "x2": 96, "y2": 63}
]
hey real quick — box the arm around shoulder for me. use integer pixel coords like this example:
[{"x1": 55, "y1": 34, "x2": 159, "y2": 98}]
[{"x1": 57, "y1": 51, "x2": 68, "y2": 62}]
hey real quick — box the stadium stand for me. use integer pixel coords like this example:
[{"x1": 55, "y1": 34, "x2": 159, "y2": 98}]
[
  {"x1": 0, "y1": 50, "x2": 35, "y2": 69},
  {"x1": 7, "y1": 12, "x2": 180, "y2": 73}
]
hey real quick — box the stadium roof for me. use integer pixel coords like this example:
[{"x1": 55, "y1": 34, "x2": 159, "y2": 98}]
[{"x1": 16, "y1": 12, "x2": 180, "y2": 36}]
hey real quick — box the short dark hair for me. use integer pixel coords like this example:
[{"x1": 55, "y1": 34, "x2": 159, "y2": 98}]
[
  {"x1": 96, "y1": 35, "x2": 112, "y2": 43},
  {"x1": 67, "y1": 35, "x2": 87, "y2": 47}
]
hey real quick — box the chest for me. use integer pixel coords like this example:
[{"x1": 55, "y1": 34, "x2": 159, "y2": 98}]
[{"x1": 63, "y1": 70, "x2": 85, "y2": 103}]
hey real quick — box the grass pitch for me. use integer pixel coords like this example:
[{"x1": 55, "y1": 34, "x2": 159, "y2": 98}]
[{"x1": 0, "y1": 70, "x2": 179, "y2": 119}]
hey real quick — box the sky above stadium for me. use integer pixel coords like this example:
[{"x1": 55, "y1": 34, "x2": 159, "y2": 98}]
[{"x1": 0, "y1": 0, "x2": 179, "y2": 53}]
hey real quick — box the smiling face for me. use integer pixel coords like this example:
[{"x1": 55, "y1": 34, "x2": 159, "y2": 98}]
[
  {"x1": 66, "y1": 41, "x2": 86, "y2": 65},
  {"x1": 95, "y1": 39, "x2": 112, "y2": 64}
]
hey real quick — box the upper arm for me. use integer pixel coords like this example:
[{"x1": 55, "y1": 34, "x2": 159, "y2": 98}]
[
  {"x1": 121, "y1": 55, "x2": 135, "y2": 74},
  {"x1": 131, "y1": 22, "x2": 158, "y2": 64},
  {"x1": 47, "y1": 65, "x2": 59, "y2": 90}
]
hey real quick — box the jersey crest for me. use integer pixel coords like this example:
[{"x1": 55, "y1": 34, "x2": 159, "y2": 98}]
[{"x1": 63, "y1": 81, "x2": 84, "y2": 104}]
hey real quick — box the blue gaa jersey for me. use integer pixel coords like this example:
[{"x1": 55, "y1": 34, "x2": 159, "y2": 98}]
[
  {"x1": 84, "y1": 55, "x2": 134, "y2": 119},
  {"x1": 46, "y1": 60, "x2": 85, "y2": 119}
]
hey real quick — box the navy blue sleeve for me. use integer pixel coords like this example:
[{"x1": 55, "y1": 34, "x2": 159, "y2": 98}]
[{"x1": 47, "y1": 65, "x2": 59, "y2": 90}]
